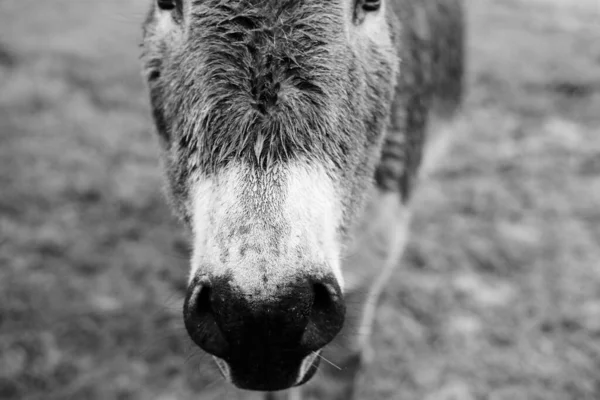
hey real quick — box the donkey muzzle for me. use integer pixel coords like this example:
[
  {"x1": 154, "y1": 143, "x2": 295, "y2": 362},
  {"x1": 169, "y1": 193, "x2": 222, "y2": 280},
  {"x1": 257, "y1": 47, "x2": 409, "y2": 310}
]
[{"x1": 183, "y1": 273, "x2": 345, "y2": 391}]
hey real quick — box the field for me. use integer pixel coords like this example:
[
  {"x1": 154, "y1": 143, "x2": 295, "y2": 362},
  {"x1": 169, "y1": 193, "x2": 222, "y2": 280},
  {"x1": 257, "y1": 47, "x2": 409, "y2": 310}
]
[{"x1": 1, "y1": 0, "x2": 600, "y2": 399}]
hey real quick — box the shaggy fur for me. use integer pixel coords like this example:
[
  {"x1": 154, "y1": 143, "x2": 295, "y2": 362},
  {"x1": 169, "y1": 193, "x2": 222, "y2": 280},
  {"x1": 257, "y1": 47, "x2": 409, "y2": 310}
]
[
  {"x1": 141, "y1": 0, "x2": 464, "y2": 398},
  {"x1": 142, "y1": 0, "x2": 399, "y2": 231}
]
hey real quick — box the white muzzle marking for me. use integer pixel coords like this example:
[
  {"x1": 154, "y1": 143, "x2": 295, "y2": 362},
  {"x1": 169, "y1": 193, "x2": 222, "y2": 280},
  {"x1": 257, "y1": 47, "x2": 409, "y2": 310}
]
[{"x1": 190, "y1": 162, "x2": 344, "y2": 296}]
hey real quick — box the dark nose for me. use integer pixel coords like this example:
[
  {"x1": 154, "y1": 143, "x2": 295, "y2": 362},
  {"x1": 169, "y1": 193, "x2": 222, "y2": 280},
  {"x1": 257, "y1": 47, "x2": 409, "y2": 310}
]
[{"x1": 182, "y1": 274, "x2": 345, "y2": 388}]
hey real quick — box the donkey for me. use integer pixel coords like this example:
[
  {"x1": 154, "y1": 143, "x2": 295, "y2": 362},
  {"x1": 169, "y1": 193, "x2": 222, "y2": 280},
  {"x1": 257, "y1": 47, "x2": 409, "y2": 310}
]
[{"x1": 140, "y1": 0, "x2": 464, "y2": 398}]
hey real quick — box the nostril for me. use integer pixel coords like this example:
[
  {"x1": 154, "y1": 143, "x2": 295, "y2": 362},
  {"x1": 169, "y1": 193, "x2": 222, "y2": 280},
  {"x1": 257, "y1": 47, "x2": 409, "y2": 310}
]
[
  {"x1": 194, "y1": 285, "x2": 212, "y2": 316},
  {"x1": 183, "y1": 280, "x2": 229, "y2": 358},
  {"x1": 312, "y1": 282, "x2": 336, "y2": 315},
  {"x1": 301, "y1": 281, "x2": 345, "y2": 351}
]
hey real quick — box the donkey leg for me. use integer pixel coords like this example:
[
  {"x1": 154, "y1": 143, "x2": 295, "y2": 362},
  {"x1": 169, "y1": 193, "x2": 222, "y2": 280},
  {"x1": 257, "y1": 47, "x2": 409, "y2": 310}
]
[
  {"x1": 319, "y1": 249, "x2": 411, "y2": 398},
  {"x1": 303, "y1": 290, "x2": 375, "y2": 400},
  {"x1": 304, "y1": 191, "x2": 413, "y2": 399}
]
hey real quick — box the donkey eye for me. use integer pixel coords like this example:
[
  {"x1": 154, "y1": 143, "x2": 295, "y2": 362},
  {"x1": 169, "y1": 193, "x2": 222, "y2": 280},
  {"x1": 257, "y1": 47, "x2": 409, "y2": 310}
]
[
  {"x1": 157, "y1": 0, "x2": 176, "y2": 10},
  {"x1": 362, "y1": 0, "x2": 381, "y2": 12}
]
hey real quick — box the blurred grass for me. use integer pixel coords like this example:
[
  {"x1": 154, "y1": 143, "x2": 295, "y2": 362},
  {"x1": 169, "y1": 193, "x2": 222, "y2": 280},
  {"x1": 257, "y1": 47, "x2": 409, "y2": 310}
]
[{"x1": 1, "y1": 0, "x2": 600, "y2": 399}]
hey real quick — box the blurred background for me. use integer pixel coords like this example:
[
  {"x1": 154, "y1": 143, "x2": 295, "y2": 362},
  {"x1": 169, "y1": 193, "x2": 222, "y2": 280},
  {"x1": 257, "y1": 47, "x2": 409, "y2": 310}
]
[{"x1": 1, "y1": 0, "x2": 599, "y2": 399}]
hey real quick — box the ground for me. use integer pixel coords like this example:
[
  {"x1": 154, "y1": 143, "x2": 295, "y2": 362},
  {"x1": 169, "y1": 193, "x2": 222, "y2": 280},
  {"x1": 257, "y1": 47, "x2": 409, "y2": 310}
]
[{"x1": 1, "y1": 0, "x2": 599, "y2": 399}]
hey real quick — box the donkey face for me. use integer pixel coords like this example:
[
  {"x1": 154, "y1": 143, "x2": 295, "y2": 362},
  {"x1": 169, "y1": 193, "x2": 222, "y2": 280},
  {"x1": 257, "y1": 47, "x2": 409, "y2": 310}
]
[{"x1": 141, "y1": 0, "x2": 399, "y2": 391}]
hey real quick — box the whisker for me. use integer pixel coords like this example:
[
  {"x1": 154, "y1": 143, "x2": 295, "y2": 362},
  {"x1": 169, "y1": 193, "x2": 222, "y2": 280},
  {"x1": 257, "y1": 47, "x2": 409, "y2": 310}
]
[{"x1": 313, "y1": 351, "x2": 341, "y2": 371}]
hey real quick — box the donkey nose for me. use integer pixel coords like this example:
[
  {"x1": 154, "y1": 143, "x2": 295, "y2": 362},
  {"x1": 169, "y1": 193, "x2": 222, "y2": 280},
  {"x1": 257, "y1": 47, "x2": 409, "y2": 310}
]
[{"x1": 183, "y1": 275, "x2": 345, "y2": 359}]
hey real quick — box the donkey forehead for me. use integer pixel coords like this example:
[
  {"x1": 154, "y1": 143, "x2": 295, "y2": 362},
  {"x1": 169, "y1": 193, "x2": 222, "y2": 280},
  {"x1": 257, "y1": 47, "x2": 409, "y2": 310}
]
[
  {"x1": 183, "y1": 0, "x2": 355, "y2": 94},
  {"x1": 186, "y1": 0, "x2": 349, "y2": 57},
  {"x1": 189, "y1": 0, "x2": 348, "y2": 30},
  {"x1": 169, "y1": 0, "x2": 364, "y2": 174}
]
